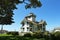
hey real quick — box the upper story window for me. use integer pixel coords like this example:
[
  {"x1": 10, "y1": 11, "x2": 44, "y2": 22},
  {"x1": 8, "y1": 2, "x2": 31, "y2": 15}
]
[
  {"x1": 27, "y1": 27, "x2": 29, "y2": 31},
  {"x1": 21, "y1": 28, "x2": 24, "y2": 32},
  {"x1": 30, "y1": 28, "x2": 32, "y2": 31},
  {"x1": 26, "y1": 22, "x2": 29, "y2": 25},
  {"x1": 22, "y1": 23, "x2": 24, "y2": 26},
  {"x1": 23, "y1": 28, "x2": 24, "y2": 31},
  {"x1": 30, "y1": 23, "x2": 33, "y2": 27}
]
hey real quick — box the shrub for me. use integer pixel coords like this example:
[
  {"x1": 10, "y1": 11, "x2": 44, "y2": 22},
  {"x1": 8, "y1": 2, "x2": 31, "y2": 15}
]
[
  {"x1": 7, "y1": 31, "x2": 19, "y2": 35},
  {"x1": 39, "y1": 38, "x2": 45, "y2": 40},
  {"x1": 32, "y1": 32, "x2": 43, "y2": 39},
  {"x1": 53, "y1": 32, "x2": 60, "y2": 40},
  {"x1": 24, "y1": 33, "x2": 32, "y2": 37}
]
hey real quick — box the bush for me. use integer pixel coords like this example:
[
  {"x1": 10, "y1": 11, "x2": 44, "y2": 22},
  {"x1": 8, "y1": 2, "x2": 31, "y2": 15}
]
[
  {"x1": 39, "y1": 38, "x2": 45, "y2": 40},
  {"x1": 7, "y1": 31, "x2": 19, "y2": 35},
  {"x1": 24, "y1": 33, "x2": 32, "y2": 37},
  {"x1": 32, "y1": 32, "x2": 43, "y2": 39},
  {"x1": 53, "y1": 32, "x2": 60, "y2": 40}
]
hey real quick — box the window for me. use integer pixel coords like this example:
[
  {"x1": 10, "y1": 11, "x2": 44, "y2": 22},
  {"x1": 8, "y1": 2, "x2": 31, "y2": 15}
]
[
  {"x1": 23, "y1": 28, "x2": 24, "y2": 31},
  {"x1": 27, "y1": 22, "x2": 29, "y2": 25},
  {"x1": 25, "y1": 22, "x2": 29, "y2": 25},
  {"x1": 43, "y1": 28, "x2": 45, "y2": 31},
  {"x1": 30, "y1": 24, "x2": 33, "y2": 27},
  {"x1": 22, "y1": 23, "x2": 24, "y2": 26},
  {"x1": 30, "y1": 28, "x2": 32, "y2": 31},
  {"x1": 27, "y1": 27, "x2": 29, "y2": 31}
]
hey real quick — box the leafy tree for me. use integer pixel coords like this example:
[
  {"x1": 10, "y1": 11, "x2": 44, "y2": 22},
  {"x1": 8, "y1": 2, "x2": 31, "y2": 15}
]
[
  {"x1": 0, "y1": 10, "x2": 14, "y2": 33},
  {"x1": 0, "y1": 0, "x2": 42, "y2": 33},
  {"x1": 53, "y1": 32, "x2": 60, "y2": 40}
]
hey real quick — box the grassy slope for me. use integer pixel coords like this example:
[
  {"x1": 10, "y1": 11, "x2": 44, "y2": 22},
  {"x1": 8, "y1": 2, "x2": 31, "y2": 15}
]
[
  {"x1": 0, "y1": 34, "x2": 46, "y2": 40},
  {"x1": 0, "y1": 33, "x2": 12, "y2": 36}
]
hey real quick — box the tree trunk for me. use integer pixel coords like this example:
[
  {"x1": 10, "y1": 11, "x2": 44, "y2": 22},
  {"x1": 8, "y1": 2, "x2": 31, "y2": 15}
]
[{"x1": 1, "y1": 25, "x2": 3, "y2": 34}]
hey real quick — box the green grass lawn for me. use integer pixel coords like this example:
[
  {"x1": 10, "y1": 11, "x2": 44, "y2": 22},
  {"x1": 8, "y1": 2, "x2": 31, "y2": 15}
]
[
  {"x1": 0, "y1": 33, "x2": 31, "y2": 40},
  {"x1": 0, "y1": 34, "x2": 45, "y2": 40},
  {"x1": 0, "y1": 34, "x2": 49, "y2": 40},
  {"x1": 0, "y1": 33, "x2": 12, "y2": 36},
  {"x1": 0, "y1": 32, "x2": 60, "y2": 40},
  {"x1": 0, "y1": 36, "x2": 32, "y2": 40}
]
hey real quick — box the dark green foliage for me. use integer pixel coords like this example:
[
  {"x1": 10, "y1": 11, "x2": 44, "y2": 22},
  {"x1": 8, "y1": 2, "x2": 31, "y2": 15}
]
[
  {"x1": 32, "y1": 32, "x2": 44, "y2": 39},
  {"x1": 24, "y1": 33, "x2": 32, "y2": 37},
  {"x1": 0, "y1": 32, "x2": 60, "y2": 40},
  {"x1": 7, "y1": 32, "x2": 19, "y2": 35},
  {"x1": 25, "y1": 0, "x2": 42, "y2": 9},
  {"x1": 0, "y1": 36, "x2": 32, "y2": 40},
  {"x1": 0, "y1": 0, "x2": 42, "y2": 24},
  {"x1": 50, "y1": 34, "x2": 56, "y2": 40},
  {"x1": 39, "y1": 38, "x2": 45, "y2": 40},
  {"x1": 0, "y1": 0, "x2": 42, "y2": 13},
  {"x1": 0, "y1": 0, "x2": 42, "y2": 31},
  {"x1": 53, "y1": 32, "x2": 60, "y2": 40},
  {"x1": 0, "y1": 9, "x2": 14, "y2": 32}
]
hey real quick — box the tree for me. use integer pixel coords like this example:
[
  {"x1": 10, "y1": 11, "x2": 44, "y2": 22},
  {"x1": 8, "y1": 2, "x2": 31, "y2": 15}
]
[
  {"x1": 0, "y1": 9, "x2": 14, "y2": 33},
  {"x1": 53, "y1": 32, "x2": 60, "y2": 40},
  {"x1": 0, "y1": 0, "x2": 42, "y2": 33}
]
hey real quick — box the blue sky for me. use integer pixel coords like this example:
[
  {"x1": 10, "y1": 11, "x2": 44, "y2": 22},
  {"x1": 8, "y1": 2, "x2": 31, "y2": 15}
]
[{"x1": 0, "y1": 0, "x2": 60, "y2": 31}]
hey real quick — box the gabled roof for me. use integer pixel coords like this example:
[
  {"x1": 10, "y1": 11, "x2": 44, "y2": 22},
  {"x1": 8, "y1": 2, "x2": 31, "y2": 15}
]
[
  {"x1": 21, "y1": 18, "x2": 27, "y2": 24},
  {"x1": 21, "y1": 18, "x2": 37, "y2": 25},
  {"x1": 39, "y1": 20, "x2": 47, "y2": 25},
  {"x1": 21, "y1": 19, "x2": 47, "y2": 26},
  {"x1": 21, "y1": 13, "x2": 47, "y2": 27}
]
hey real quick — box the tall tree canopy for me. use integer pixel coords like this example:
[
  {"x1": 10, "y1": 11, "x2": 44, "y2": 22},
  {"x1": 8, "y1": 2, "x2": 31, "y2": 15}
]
[
  {"x1": 0, "y1": 0, "x2": 42, "y2": 31},
  {"x1": 0, "y1": 0, "x2": 42, "y2": 24}
]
